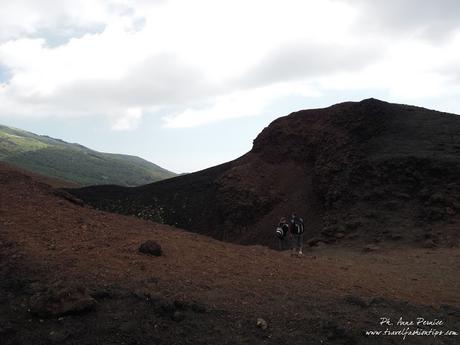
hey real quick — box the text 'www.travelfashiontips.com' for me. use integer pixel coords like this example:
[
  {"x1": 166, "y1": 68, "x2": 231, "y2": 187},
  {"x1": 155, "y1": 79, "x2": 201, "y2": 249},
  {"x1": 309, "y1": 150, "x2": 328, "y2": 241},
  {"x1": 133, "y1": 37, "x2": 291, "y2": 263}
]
[{"x1": 364, "y1": 317, "x2": 458, "y2": 340}]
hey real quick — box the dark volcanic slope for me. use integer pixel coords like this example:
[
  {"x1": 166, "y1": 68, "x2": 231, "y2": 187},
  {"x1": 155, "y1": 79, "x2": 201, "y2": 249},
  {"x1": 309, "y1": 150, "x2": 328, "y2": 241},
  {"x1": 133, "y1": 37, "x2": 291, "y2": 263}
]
[{"x1": 70, "y1": 99, "x2": 460, "y2": 247}]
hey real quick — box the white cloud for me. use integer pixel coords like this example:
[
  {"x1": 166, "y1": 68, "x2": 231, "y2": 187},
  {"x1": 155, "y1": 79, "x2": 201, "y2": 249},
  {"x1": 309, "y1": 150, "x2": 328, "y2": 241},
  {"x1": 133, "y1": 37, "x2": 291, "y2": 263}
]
[
  {"x1": 318, "y1": 29, "x2": 460, "y2": 100},
  {"x1": 162, "y1": 88, "x2": 272, "y2": 128},
  {"x1": 0, "y1": 0, "x2": 112, "y2": 42},
  {"x1": 111, "y1": 107, "x2": 143, "y2": 131},
  {"x1": 163, "y1": 83, "x2": 321, "y2": 128},
  {"x1": 1, "y1": 0, "x2": 460, "y2": 130}
]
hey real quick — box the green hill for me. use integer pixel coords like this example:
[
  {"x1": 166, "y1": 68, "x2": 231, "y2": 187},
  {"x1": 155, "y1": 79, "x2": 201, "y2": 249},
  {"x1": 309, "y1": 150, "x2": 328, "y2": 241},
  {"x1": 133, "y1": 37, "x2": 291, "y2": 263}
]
[{"x1": 0, "y1": 124, "x2": 176, "y2": 186}]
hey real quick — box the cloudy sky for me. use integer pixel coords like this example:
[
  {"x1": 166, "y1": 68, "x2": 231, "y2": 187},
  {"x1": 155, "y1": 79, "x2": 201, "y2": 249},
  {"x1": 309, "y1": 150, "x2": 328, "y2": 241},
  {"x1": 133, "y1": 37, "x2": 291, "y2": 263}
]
[{"x1": 1, "y1": 0, "x2": 460, "y2": 172}]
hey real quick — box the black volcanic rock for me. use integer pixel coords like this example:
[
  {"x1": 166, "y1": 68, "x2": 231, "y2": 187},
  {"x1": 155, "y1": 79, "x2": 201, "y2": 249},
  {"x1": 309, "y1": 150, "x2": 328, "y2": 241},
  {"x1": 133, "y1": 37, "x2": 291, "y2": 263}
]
[
  {"x1": 139, "y1": 240, "x2": 163, "y2": 256},
  {"x1": 68, "y1": 99, "x2": 460, "y2": 248}
]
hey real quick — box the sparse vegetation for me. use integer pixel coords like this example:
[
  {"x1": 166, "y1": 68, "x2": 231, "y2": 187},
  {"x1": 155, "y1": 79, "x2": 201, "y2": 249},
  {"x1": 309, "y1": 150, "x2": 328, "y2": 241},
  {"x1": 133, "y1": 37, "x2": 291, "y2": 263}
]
[{"x1": 0, "y1": 124, "x2": 176, "y2": 186}]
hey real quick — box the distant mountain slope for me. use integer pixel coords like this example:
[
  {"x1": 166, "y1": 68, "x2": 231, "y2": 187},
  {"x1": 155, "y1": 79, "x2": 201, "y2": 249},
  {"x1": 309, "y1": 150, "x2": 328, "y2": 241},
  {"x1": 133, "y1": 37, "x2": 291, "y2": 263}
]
[
  {"x1": 0, "y1": 124, "x2": 176, "y2": 186},
  {"x1": 70, "y1": 99, "x2": 460, "y2": 248}
]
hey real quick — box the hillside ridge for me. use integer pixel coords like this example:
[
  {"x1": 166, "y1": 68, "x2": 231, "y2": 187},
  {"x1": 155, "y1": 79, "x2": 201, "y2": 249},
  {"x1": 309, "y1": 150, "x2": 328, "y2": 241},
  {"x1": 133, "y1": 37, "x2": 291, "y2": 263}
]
[
  {"x1": 0, "y1": 124, "x2": 176, "y2": 186},
  {"x1": 70, "y1": 99, "x2": 460, "y2": 248}
]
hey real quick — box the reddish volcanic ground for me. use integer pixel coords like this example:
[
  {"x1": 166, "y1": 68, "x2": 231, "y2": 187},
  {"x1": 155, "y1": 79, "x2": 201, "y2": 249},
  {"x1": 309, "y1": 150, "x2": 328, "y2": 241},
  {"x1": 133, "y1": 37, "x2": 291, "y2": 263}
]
[{"x1": 1, "y1": 161, "x2": 459, "y2": 344}]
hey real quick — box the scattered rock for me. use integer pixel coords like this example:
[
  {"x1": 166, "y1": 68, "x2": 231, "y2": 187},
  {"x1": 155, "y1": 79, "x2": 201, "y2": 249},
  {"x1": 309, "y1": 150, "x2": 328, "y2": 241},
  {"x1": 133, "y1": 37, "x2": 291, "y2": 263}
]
[
  {"x1": 429, "y1": 192, "x2": 449, "y2": 205},
  {"x1": 173, "y1": 299, "x2": 188, "y2": 310},
  {"x1": 394, "y1": 192, "x2": 411, "y2": 200},
  {"x1": 441, "y1": 304, "x2": 460, "y2": 316},
  {"x1": 423, "y1": 207, "x2": 446, "y2": 221},
  {"x1": 324, "y1": 322, "x2": 346, "y2": 340},
  {"x1": 90, "y1": 289, "x2": 116, "y2": 300},
  {"x1": 0, "y1": 321, "x2": 16, "y2": 335},
  {"x1": 347, "y1": 232, "x2": 359, "y2": 239},
  {"x1": 48, "y1": 329, "x2": 69, "y2": 343},
  {"x1": 446, "y1": 207, "x2": 456, "y2": 216},
  {"x1": 423, "y1": 231, "x2": 434, "y2": 239},
  {"x1": 345, "y1": 220, "x2": 362, "y2": 231},
  {"x1": 324, "y1": 238, "x2": 337, "y2": 244},
  {"x1": 133, "y1": 289, "x2": 152, "y2": 300},
  {"x1": 390, "y1": 234, "x2": 403, "y2": 241},
  {"x1": 190, "y1": 302, "x2": 206, "y2": 314},
  {"x1": 146, "y1": 277, "x2": 159, "y2": 284},
  {"x1": 29, "y1": 281, "x2": 45, "y2": 294},
  {"x1": 383, "y1": 200, "x2": 399, "y2": 211},
  {"x1": 344, "y1": 295, "x2": 369, "y2": 308},
  {"x1": 423, "y1": 239, "x2": 437, "y2": 249},
  {"x1": 120, "y1": 320, "x2": 138, "y2": 333},
  {"x1": 307, "y1": 237, "x2": 322, "y2": 246},
  {"x1": 139, "y1": 240, "x2": 163, "y2": 256},
  {"x1": 53, "y1": 190, "x2": 84, "y2": 206},
  {"x1": 369, "y1": 297, "x2": 388, "y2": 306},
  {"x1": 321, "y1": 225, "x2": 344, "y2": 237},
  {"x1": 172, "y1": 311, "x2": 186, "y2": 322},
  {"x1": 256, "y1": 318, "x2": 268, "y2": 330},
  {"x1": 362, "y1": 244, "x2": 379, "y2": 252},
  {"x1": 323, "y1": 321, "x2": 356, "y2": 344},
  {"x1": 320, "y1": 227, "x2": 334, "y2": 237},
  {"x1": 30, "y1": 284, "x2": 96, "y2": 318},
  {"x1": 157, "y1": 301, "x2": 176, "y2": 317}
]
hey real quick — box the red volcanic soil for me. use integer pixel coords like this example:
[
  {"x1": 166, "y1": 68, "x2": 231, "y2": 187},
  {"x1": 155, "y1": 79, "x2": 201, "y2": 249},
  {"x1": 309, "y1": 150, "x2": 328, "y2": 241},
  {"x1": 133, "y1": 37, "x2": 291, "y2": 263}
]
[
  {"x1": 71, "y1": 99, "x2": 460, "y2": 249},
  {"x1": 0, "y1": 161, "x2": 78, "y2": 188},
  {"x1": 1, "y1": 162, "x2": 459, "y2": 344}
]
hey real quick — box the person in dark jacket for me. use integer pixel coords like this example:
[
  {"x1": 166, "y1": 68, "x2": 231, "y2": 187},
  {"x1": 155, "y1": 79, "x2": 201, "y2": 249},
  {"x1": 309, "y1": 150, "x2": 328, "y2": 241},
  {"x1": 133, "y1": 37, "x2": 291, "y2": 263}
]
[
  {"x1": 275, "y1": 217, "x2": 290, "y2": 250},
  {"x1": 290, "y1": 213, "x2": 304, "y2": 255}
]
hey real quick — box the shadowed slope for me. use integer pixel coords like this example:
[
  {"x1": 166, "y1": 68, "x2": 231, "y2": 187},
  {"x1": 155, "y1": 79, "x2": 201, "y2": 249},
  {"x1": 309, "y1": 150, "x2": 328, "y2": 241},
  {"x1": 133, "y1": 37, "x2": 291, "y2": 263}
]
[{"x1": 70, "y1": 99, "x2": 460, "y2": 248}]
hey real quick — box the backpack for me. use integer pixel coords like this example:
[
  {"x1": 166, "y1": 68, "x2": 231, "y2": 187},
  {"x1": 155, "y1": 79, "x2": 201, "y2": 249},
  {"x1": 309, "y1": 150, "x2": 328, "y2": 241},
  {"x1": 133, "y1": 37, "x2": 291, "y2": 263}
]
[
  {"x1": 291, "y1": 217, "x2": 304, "y2": 235},
  {"x1": 275, "y1": 223, "x2": 289, "y2": 239}
]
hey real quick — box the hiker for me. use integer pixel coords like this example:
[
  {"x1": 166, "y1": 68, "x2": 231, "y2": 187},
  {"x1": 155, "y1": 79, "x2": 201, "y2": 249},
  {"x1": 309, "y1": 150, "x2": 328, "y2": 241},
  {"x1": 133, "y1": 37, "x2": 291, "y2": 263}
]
[
  {"x1": 290, "y1": 213, "x2": 304, "y2": 254},
  {"x1": 275, "y1": 217, "x2": 290, "y2": 250}
]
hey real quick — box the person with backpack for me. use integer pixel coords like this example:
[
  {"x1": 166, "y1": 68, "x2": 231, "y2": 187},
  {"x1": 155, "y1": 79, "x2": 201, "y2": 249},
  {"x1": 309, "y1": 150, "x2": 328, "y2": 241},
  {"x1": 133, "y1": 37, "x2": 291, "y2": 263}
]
[
  {"x1": 290, "y1": 213, "x2": 304, "y2": 255},
  {"x1": 275, "y1": 217, "x2": 290, "y2": 250}
]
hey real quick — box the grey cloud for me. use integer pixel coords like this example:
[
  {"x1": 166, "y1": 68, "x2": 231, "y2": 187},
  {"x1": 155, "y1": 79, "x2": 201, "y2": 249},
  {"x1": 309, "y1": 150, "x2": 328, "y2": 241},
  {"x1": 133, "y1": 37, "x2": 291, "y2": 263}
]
[
  {"x1": 240, "y1": 41, "x2": 381, "y2": 88},
  {"x1": 30, "y1": 54, "x2": 219, "y2": 113},
  {"x1": 341, "y1": 0, "x2": 460, "y2": 40},
  {"x1": 50, "y1": 42, "x2": 381, "y2": 114}
]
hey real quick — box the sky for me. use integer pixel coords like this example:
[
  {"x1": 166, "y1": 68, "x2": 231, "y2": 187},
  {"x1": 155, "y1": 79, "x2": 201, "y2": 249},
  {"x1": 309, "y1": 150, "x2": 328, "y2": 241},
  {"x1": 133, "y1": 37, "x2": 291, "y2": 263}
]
[{"x1": 1, "y1": 0, "x2": 460, "y2": 173}]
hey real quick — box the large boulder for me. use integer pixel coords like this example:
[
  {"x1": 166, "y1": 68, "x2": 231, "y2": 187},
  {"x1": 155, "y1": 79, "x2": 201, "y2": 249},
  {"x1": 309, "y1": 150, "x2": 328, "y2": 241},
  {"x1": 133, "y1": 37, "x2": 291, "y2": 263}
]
[{"x1": 139, "y1": 240, "x2": 163, "y2": 256}]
